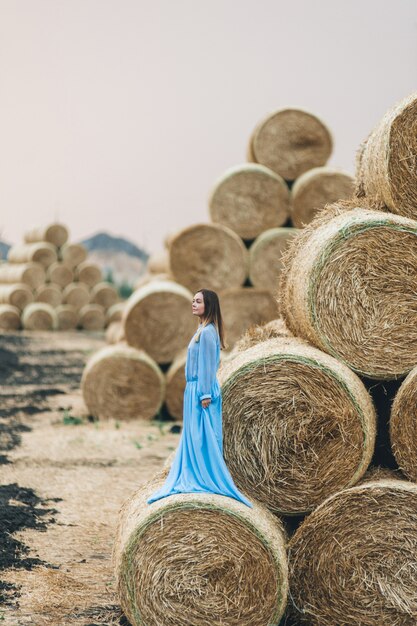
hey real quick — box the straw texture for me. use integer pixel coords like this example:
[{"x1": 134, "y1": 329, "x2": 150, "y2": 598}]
[
  {"x1": 248, "y1": 108, "x2": 332, "y2": 180},
  {"x1": 248, "y1": 227, "x2": 299, "y2": 290},
  {"x1": 81, "y1": 344, "x2": 165, "y2": 420},
  {"x1": 77, "y1": 304, "x2": 105, "y2": 331},
  {"x1": 231, "y1": 317, "x2": 293, "y2": 353},
  {"x1": 291, "y1": 167, "x2": 354, "y2": 227},
  {"x1": 165, "y1": 349, "x2": 187, "y2": 419},
  {"x1": 169, "y1": 223, "x2": 248, "y2": 292},
  {"x1": 24, "y1": 223, "x2": 69, "y2": 247},
  {"x1": 90, "y1": 282, "x2": 119, "y2": 308},
  {"x1": 74, "y1": 261, "x2": 102, "y2": 287},
  {"x1": 220, "y1": 288, "x2": 278, "y2": 349},
  {"x1": 34, "y1": 283, "x2": 62, "y2": 307},
  {"x1": 279, "y1": 202, "x2": 417, "y2": 379},
  {"x1": 218, "y1": 337, "x2": 376, "y2": 514},
  {"x1": 105, "y1": 302, "x2": 125, "y2": 326},
  {"x1": 105, "y1": 320, "x2": 125, "y2": 344},
  {"x1": 46, "y1": 261, "x2": 73, "y2": 288},
  {"x1": 0, "y1": 283, "x2": 33, "y2": 310},
  {"x1": 62, "y1": 282, "x2": 90, "y2": 310},
  {"x1": 209, "y1": 164, "x2": 290, "y2": 239},
  {"x1": 21, "y1": 302, "x2": 58, "y2": 330},
  {"x1": 390, "y1": 365, "x2": 417, "y2": 481},
  {"x1": 122, "y1": 280, "x2": 195, "y2": 363},
  {"x1": 8, "y1": 242, "x2": 58, "y2": 268},
  {"x1": 288, "y1": 479, "x2": 417, "y2": 625},
  {"x1": 59, "y1": 242, "x2": 88, "y2": 268},
  {"x1": 0, "y1": 262, "x2": 45, "y2": 289},
  {"x1": 113, "y1": 471, "x2": 288, "y2": 626},
  {"x1": 56, "y1": 304, "x2": 78, "y2": 330},
  {"x1": 0, "y1": 304, "x2": 21, "y2": 330},
  {"x1": 147, "y1": 251, "x2": 170, "y2": 274},
  {"x1": 356, "y1": 92, "x2": 417, "y2": 220}
]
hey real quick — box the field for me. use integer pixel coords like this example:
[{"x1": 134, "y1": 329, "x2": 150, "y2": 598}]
[{"x1": 0, "y1": 330, "x2": 181, "y2": 626}]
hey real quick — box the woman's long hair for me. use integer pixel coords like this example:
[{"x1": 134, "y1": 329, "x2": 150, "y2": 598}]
[{"x1": 194, "y1": 288, "x2": 226, "y2": 349}]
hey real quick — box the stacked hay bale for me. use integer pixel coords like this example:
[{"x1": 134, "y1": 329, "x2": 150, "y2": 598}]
[{"x1": 0, "y1": 222, "x2": 120, "y2": 331}]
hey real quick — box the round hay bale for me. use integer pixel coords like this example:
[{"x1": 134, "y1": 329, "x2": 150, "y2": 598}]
[
  {"x1": 208, "y1": 164, "x2": 290, "y2": 240},
  {"x1": 291, "y1": 167, "x2": 354, "y2": 228},
  {"x1": 288, "y1": 479, "x2": 417, "y2": 625},
  {"x1": 74, "y1": 261, "x2": 102, "y2": 287},
  {"x1": 8, "y1": 242, "x2": 58, "y2": 268},
  {"x1": 34, "y1": 283, "x2": 62, "y2": 307},
  {"x1": 0, "y1": 283, "x2": 34, "y2": 310},
  {"x1": 0, "y1": 262, "x2": 45, "y2": 289},
  {"x1": 81, "y1": 344, "x2": 165, "y2": 420},
  {"x1": 56, "y1": 304, "x2": 78, "y2": 330},
  {"x1": 78, "y1": 304, "x2": 105, "y2": 331},
  {"x1": 113, "y1": 472, "x2": 288, "y2": 626},
  {"x1": 390, "y1": 365, "x2": 417, "y2": 482},
  {"x1": 169, "y1": 223, "x2": 248, "y2": 292},
  {"x1": 248, "y1": 227, "x2": 299, "y2": 290},
  {"x1": 232, "y1": 317, "x2": 293, "y2": 353},
  {"x1": 279, "y1": 202, "x2": 417, "y2": 379},
  {"x1": 248, "y1": 108, "x2": 333, "y2": 181},
  {"x1": 105, "y1": 320, "x2": 125, "y2": 344},
  {"x1": 62, "y1": 282, "x2": 90, "y2": 310},
  {"x1": 147, "y1": 251, "x2": 170, "y2": 274},
  {"x1": 105, "y1": 301, "x2": 125, "y2": 326},
  {"x1": 46, "y1": 262, "x2": 73, "y2": 288},
  {"x1": 22, "y1": 302, "x2": 57, "y2": 330},
  {"x1": 24, "y1": 223, "x2": 69, "y2": 247},
  {"x1": 220, "y1": 288, "x2": 278, "y2": 349},
  {"x1": 356, "y1": 92, "x2": 417, "y2": 220},
  {"x1": 134, "y1": 272, "x2": 173, "y2": 290},
  {"x1": 59, "y1": 242, "x2": 87, "y2": 268},
  {"x1": 165, "y1": 349, "x2": 187, "y2": 419},
  {"x1": 90, "y1": 282, "x2": 119, "y2": 308},
  {"x1": 122, "y1": 281, "x2": 195, "y2": 363},
  {"x1": 0, "y1": 304, "x2": 21, "y2": 330},
  {"x1": 218, "y1": 337, "x2": 376, "y2": 514}
]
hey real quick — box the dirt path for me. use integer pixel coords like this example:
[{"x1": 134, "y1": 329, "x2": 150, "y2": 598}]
[{"x1": 0, "y1": 331, "x2": 181, "y2": 626}]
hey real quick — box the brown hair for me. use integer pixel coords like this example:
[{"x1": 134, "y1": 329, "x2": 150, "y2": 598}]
[{"x1": 194, "y1": 288, "x2": 226, "y2": 349}]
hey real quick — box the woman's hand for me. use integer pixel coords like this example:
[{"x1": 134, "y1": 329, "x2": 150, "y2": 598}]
[{"x1": 201, "y1": 398, "x2": 211, "y2": 409}]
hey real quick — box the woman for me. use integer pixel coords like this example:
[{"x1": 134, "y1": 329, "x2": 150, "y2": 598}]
[{"x1": 147, "y1": 288, "x2": 253, "y2": 508}]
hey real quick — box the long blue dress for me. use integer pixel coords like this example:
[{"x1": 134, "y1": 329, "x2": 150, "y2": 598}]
[{"x1": 147, "y1": 322, "x2": 253, "y2": 508}]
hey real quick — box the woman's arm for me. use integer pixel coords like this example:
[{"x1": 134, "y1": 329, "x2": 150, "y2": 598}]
[{"x1": 197, "y1": 328, "x2": 217, "y2": 405}]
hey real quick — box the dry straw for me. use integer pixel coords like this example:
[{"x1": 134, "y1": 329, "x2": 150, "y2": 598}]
[
  {"x1": 248, "y1": 108, "x2": 333, "y2": 181},
  {"x1": 34, "y1": 283, "x2": 62, "y2": 307},
  {"x1": 208, "y1": 163, "x2": 290, "y2": 240},
  {"x1": 105, "y1": 301, "x2": 125, "y2": 326},
  {"x1": 355, "y1": 92, "x2": 417, "y2": 220},
  {"x1": 220, "y1": 288, "x2": 278, "y2": 349},
  {"x1": 0, "y1": 283, "x2": 33, "y2": 310},
  {"x1": 90, "y1": 282, "x2": 119, "y2": 308},
  {"x1": 62, "y1": 282, "x2": 90, "y2": 310},
  {"x1": 218, "y1": 337, "x2": 376, "y2": 515},
  {"x1": 288, "y1": 479, "x2": 417, "y2": 625},
  {"x1": 0, "y1": 304, "x2": 21, "y2": 330},
  {"x1": 147, "y1": 251, "x2": 170, "y2": 274},
  {"x1": 8, "y1": 242, "x2": 58, "y2": 268},
  {"x1": 231, "y1": 317, "x2": 293, "y2": 353},
  {"x1": 0, "y1": 262, "x2": 45, "y2": 289},
  {"x1": 46, "y1": 261, "x2": 73, "y2": 288},
  {"x1": 56, "y1": 304, "x2": 78, "y2": 330},
  {"x1": 81, "y1": 344, "x2": 165, "y2": 420},
  {"x1": 291, "y1": 166, "x2": 354, "y2": 228},
  {"x1": 77, "y1": 304, "x2": 105, "y2": 331},
  {"x1": 169, "y1": 223, "x2": 248, "y2": 293},
  {"x1": 59, "y1": 242, "x2": 88, "y2": 268},
  {"x1": 74, "y1": 261, "x2": 102, "y2": 287},
  {"x1": 24, "y1": 223, "x2": 69, "y2": 247},
  {"x1": 21, "y1": 302, "x2": 58, "y2": 330},
  {"x1": 390, "y1": 364, "x2": 417, "y2": 481},
  {"x1": 165, "y1": 349, "x2": 187, "y2": 419},
  {"x1": 105, "y1": 320, "x2": 125, "y2": 344},
  {"x1": 134, "y1": 272, "x2": 173, "y2": 290},
  {"x1": 122, "y1": 280, "x2": 195, "y2": 363},
  {"x1": 113, "y1": 470, "x2": 288, "y2": 626},
  {"x1": 248, "y1": 227, "x2": 299, "y2": 290},
  {"x1": 279, "y1": 201, "x2": 417, "y2": 379}
]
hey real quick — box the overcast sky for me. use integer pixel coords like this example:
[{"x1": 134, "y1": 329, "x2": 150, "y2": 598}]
[{"x1": 0, "y1": 0, "x2": 416, "y2": 254}]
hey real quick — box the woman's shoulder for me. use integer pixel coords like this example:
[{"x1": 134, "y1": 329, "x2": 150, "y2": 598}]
[{"x1": 201, "y1": 323, "x2": 219, "y2": 339}]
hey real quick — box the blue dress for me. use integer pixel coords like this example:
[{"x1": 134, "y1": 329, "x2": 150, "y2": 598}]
[{"x1": 147, "y1": 322, "x2": 253, "y2": 508}]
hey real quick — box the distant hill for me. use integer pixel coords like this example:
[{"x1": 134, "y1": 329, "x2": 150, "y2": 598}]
[
  {"x1": 0, "y1": 240, "x2": 11, "y2": 260},
  {"x1": 80, "y1": 232, "x2": 148, "y2": 261}
]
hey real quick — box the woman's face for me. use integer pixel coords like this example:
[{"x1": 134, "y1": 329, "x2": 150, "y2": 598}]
[{"x1": 192, "y1": 292, "x2": 205, "y2": 318}]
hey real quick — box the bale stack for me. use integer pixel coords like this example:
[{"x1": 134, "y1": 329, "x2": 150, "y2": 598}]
[{"x1": 1, "y1": 222, "x2": 121, "y2": 332}]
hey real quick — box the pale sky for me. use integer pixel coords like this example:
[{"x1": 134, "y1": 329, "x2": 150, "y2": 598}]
[{"x1": 0, "y1": 0, "x2": 416, "y2": 255}]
